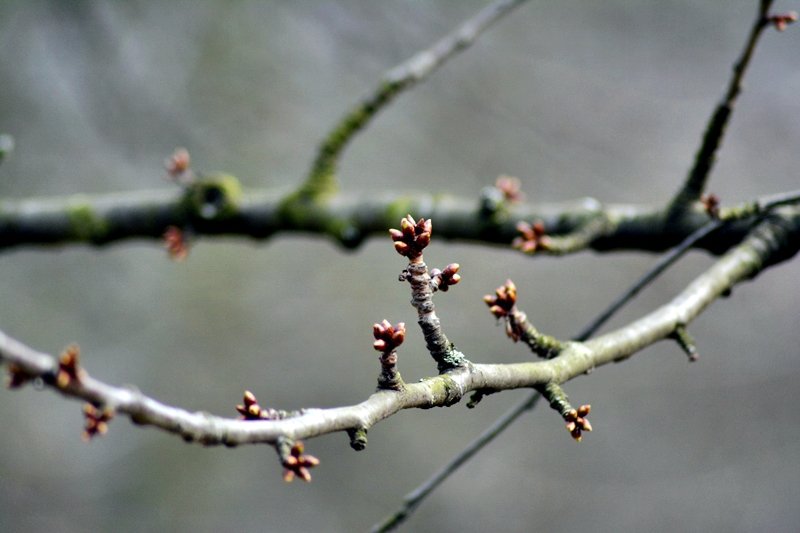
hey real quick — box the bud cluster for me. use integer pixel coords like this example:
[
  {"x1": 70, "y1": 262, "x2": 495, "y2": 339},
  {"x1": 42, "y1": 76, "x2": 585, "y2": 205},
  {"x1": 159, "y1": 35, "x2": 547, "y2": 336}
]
[
  {"x1": 769, "y1": 11, "x2": 798, "y2": 31},
  {"x1": 484, "y1": 279, "x2": 517, "y2": 318},
  {"x1": 429, "y1": 263, "x2": 461, "y2": 292},
  {"x1": 82, "y1": 403, "x2": 113, "y2": 441},
  {"x1": 281, "y1": 441, "x2": 320, "y2": 483},
  {"x1": 163, "y1": 226, "x2": 190, "y2": 261},
  {"x1": 373, "y1": 320, "x2": 406, "y2": 355},
  {"x1": 236, "y1": 390, "x2": 283, "y2": 421},
  {"x1": 389, "y1": 215, "x2": 432, "y2": 261},
  {"x1": 164, "y1": 147, "x2": 193, "y2": 184},
  {"x1": 512, "y1": 220, "x2": 550, "y2": 254},
  {"x1": 56, "y1": 344, "x2": 85, "y2": 389},
  {"x1": 564, "y1": 404, "x2": 593, "y2": 442},
  {"x1": 495, "y1": 175, "x2": 524, "y2": 203}
]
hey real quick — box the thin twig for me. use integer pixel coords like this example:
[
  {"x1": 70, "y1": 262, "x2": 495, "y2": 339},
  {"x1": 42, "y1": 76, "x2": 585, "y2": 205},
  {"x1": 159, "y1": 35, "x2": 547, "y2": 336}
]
[
  {"x1": 667, "y1": 0, "x2": 774, "y2": 215},
  {"x1": 720, "y1": 189, "x2": 800, "y2": 220},
  {"x1": 370, "y1": 392, "x2": 541, "y2": 533},
  {"x1": 574, "y1": 219, "x2": 724, "y2": 340},
  {"x1": 297, "y1": 0, "x2": 529, "y2": 198}
]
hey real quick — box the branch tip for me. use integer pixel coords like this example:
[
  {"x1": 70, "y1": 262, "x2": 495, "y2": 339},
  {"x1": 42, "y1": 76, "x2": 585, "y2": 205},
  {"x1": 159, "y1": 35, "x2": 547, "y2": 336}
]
[
  {"x1": 373, "y1": 320, "x2": 406, "y2": 390},
  {"x1": 539, "y1": 382, "x2": 592, "y2": 442},
  {"x1": 484, "y1": 280, "x2": 563, "y2": 357},
  {"x1": 390, "y1": 215, "x2": 432, "y2": 261},
  {"x1": 347, "y1": 427, "x2": 369, "y2": 451}
]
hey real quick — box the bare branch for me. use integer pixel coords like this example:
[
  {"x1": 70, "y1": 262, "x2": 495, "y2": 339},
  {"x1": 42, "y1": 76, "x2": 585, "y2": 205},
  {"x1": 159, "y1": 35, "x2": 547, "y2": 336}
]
[
  {"x1": 667, "y1": 0, "x2": 776, "y2": 216},
  {"x1": 2, "y1": 208, "x2": 797, "y2": 460},
  {"x1": 0, "y1": 184, "x2": 780, "y2": 255},
  {"x1": 298, "y1": 0, "x2": 529, "y2": 199},
  {"x1": 371, "y1": 391, "x2": 542, "y2": 533}
]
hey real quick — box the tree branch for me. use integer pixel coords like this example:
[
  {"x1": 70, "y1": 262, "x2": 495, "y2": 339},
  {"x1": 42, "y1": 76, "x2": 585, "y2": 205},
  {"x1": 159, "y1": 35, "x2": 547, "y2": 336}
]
[
  {"x1": 2, "y1": 208, "x2": 797, "y2": 472},
  {"x1": 298, "y1": 0, "x2": 529, "y2": 199},
  {"x1": 0, "y1": 183, "x2": 775, "y2": 255},
  {"x1": 667, "y1": 0, "x2": 775, "y2": 217}
]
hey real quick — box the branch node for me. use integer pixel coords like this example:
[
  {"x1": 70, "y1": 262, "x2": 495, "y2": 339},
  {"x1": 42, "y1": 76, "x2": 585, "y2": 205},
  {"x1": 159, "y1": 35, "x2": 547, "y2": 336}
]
[
  {"x1": 184, "y1": 174, "x2": 242, "y2": 221},
  {"x1": 467, "y1": 388, "x2": 498, "y2": 409},
  {"x1": 671, "y1": 324, "x2": 699, "y2": 362},
  {"x1": 347, "y1": 427, "x2": 369, "y2": 451}
]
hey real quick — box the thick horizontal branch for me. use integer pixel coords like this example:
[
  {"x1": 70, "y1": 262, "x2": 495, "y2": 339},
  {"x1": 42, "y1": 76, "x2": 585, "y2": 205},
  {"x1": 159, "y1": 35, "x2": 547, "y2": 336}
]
[
  {"x1": 0, "y1": 183, "x2": 758, "y2": 254},
  {"x1": 2, "y1": 207, "x2": 797, "y2": 448}
]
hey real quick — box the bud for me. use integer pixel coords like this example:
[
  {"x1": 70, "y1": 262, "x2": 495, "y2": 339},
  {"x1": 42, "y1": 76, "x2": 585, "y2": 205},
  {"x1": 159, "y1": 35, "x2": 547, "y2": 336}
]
[{"x1": 394, "y1": 242, "x2": 410, "y2": 255}]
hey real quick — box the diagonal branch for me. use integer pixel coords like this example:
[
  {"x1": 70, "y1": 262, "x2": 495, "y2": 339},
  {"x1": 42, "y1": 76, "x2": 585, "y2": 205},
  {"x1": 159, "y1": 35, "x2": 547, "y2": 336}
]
[
  {"x1": 298, "y1": 0, "x2": 529, "y2": 199},
  {"x1": 666, "y1": 0, "x2": 775, "y2": 217},
  {"x1": 371, "y1": 391, "x2": 542, "y2": 533}
]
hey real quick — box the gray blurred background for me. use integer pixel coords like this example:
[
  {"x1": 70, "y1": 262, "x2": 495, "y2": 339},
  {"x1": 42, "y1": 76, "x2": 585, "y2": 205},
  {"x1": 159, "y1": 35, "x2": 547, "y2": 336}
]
[{"x1": 1, "y1": 1, "x2": 799, "y2": 532}]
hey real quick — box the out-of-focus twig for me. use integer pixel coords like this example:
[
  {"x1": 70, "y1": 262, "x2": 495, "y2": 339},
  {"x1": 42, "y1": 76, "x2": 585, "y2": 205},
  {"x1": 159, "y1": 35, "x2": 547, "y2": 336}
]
[
  {"x1": 370, "y1": 392, "x2": 542, "y2": 533},
  {"x1": 667, "y1": 0, "x2": 776, "y2": 216},
  {"x1": 297, "y1": 0, "x2": 529, "y2": 199}
]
